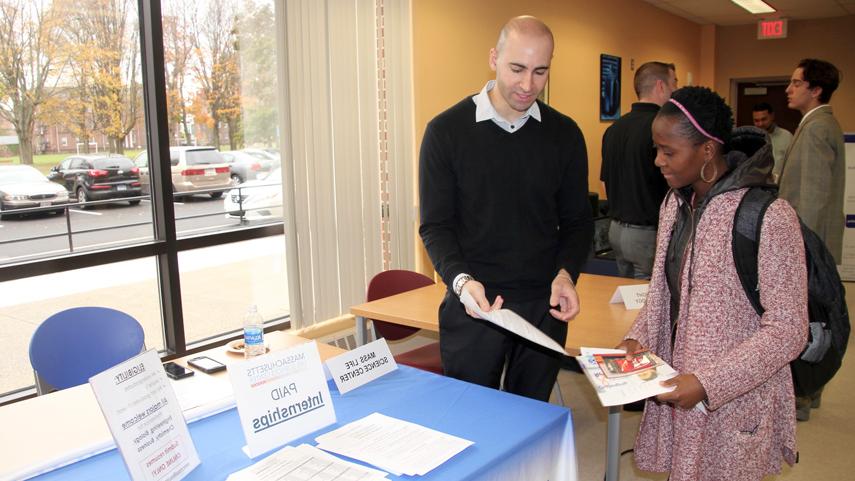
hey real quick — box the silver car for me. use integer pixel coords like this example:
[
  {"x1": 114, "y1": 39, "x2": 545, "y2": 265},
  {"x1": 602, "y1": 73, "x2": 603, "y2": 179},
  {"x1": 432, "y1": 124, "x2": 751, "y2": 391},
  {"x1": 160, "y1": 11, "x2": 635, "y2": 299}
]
[
  {"x1": 241, "y1": 148, "x2": 281, "y2": 164},
  {"x1": 133, "y1": 146, "x2": 232, "y2": 198},
  {"x1": 221, "y1": 150, "x2": 275, "y2": 185},
  {"x1": 0, "y1": 165, "x2": 70, "y2": 219}
]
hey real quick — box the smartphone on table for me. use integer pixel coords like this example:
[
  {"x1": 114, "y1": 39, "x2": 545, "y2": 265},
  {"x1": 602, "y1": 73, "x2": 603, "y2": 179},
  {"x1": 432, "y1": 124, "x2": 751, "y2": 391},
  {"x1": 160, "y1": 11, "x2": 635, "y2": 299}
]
[
  {"x1": 163, "y1": 361, "x2": 194, "y2": 380},
  {"x1": 187, "y1": 356, "x2": 227, "y2": 374}
]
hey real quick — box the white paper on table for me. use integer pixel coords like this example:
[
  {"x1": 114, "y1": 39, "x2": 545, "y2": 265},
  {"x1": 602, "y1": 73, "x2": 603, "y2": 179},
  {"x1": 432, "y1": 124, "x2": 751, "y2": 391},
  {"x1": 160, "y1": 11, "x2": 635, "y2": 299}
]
[
  {"x1": 227, "y1": 444, "x2": 387, "y2": 481},
  {"x1": 460, "y1": 290, "x2": 568, "y2": 355},
  {"x1": 315, "y1": 412, "x2": 473, "y2": 477}
]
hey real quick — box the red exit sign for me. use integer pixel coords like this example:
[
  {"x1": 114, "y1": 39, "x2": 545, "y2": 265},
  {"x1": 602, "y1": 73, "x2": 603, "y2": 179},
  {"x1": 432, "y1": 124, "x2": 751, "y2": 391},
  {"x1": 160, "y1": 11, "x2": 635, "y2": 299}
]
[{"x1": 757, "y1": 19, "x2": 788, "y2": 40}]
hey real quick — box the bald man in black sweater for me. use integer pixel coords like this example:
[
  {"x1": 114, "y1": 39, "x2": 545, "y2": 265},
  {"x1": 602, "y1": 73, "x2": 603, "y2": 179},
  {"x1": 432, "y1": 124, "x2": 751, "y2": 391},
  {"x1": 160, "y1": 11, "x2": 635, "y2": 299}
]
[{"x1": 419, "y1": 16, "x2": 593, "y2": 401}]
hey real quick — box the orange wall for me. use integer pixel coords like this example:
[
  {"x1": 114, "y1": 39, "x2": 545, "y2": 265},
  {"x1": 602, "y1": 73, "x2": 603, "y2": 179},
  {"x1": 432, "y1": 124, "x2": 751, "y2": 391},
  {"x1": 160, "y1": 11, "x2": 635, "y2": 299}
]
[
  {"x1": 714, "y1": 15, "x2": 855, "y2": 131},
  {"x1": 412, "y1": 0, "x2": 703, "y2": 201},
  {"x1": 411, "y1": 6, "x2": 854, "y2": 271}
]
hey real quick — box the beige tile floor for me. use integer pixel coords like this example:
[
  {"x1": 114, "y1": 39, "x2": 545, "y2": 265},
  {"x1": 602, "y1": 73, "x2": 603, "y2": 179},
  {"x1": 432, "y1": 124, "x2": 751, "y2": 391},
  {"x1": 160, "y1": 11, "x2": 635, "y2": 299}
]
[{"x1": 558, "y1": 284, "x2": 855, "y2": 481}]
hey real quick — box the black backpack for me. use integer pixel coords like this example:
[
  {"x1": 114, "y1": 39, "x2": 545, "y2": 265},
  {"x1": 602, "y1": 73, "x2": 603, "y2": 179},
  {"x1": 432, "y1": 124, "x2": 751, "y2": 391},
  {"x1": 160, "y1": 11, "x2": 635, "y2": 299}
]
[{"x1": 733, "y1": 187, "x2": 850, "y2": 396}]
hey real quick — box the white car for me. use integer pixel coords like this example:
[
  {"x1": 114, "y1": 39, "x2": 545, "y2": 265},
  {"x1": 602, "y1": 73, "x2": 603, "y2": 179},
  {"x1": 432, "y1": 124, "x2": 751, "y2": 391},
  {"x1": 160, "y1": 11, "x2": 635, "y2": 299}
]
[
  {"x1": 223, "y1": 168, "x2": 283, "y2": 222},
  {"x1": 0, "y1": 165, "x2": 70, "y2": 219}
]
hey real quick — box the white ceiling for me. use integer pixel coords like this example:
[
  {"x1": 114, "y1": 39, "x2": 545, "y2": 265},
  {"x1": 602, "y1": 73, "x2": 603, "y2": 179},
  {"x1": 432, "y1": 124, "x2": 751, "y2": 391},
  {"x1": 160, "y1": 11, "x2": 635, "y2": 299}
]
[{"x1": 644, "y1": 0, "x2": 855, "y2": 26}]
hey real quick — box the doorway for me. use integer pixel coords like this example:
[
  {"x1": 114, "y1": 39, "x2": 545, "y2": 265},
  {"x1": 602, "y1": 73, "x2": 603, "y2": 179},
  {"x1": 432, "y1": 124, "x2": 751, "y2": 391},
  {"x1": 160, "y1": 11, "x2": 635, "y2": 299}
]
[{"x1": 732, "y1": 77, "x2": 801, "y2": 135}]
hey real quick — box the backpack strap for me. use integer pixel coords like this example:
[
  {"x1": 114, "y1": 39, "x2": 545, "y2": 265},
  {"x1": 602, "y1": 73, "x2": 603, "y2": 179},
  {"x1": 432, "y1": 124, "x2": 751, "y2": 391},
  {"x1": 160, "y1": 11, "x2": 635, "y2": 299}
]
[{"x1": 732, "y1": 187, "x2": 777, "y2": 316}]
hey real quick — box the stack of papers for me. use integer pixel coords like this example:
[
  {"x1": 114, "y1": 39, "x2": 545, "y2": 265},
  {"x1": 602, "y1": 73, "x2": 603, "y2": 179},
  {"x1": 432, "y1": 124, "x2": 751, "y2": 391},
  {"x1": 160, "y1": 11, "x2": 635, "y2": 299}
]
[
  {"x1": 227, "y1": 444, "x2": 388, "y2": 481},
  {"x1": 315, "y1": 413, "x2": 474, "y2": 476},
  {"x1": 575, "y1": 347, "x2": 678, "y2": 407}
]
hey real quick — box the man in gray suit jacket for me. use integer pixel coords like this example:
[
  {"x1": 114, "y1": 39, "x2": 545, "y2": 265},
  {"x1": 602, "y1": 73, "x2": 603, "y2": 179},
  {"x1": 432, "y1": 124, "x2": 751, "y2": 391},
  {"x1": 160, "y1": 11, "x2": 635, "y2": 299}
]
[
  {"x1": 779, "y1": 58, "x2": 844, "y2": 264},
  {"x1": 778, "y1": 58, "x2": 844, "y2": 421}
]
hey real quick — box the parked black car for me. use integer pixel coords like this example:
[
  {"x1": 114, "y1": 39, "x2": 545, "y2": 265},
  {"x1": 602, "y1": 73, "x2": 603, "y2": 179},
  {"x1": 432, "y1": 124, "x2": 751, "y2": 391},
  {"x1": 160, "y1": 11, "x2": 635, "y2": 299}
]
[{"x1": 48, "y1": 154, "x2": 142, "y2": 207}]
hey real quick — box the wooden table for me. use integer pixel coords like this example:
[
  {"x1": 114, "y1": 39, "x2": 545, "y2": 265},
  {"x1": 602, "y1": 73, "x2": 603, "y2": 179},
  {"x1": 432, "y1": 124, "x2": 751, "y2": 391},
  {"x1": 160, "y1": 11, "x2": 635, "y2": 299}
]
[
  {"x1": 349, "y1": 272, "x2": 647, "y2": 481},
  {"x1": 350, "y1": 273, "x2": 645, "y2": 354},
  {"x1": 0, "y1": 331, "x2": 343, "y2": 481}
]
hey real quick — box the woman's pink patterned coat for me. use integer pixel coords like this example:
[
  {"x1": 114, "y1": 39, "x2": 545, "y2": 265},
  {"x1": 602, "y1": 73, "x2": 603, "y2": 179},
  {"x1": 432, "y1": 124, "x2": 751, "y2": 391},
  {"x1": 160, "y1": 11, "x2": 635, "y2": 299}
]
[{"x1": 626, "y1": 187, "x2": 808, "y2": 481}]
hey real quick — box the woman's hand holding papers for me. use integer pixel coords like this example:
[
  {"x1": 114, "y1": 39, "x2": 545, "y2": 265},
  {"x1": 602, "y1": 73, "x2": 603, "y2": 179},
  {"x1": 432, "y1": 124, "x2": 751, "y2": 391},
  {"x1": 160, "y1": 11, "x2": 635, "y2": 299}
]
[
  {"x1": 656, "y1": 374, "x2": 707, "y2": 410},
  {"x1": 615, "y1": 338, "x2": 707, "y2": 410}
]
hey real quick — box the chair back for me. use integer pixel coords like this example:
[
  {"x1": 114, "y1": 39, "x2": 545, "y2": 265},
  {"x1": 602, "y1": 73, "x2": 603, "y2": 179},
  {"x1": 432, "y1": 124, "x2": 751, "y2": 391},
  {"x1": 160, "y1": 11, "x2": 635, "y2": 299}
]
[
  {"x1": 29, "y1": 307, "x2": 145, "y2": 394},
  {"x1": 366, "y1": 270, "x2": 434, "y2": 341}
]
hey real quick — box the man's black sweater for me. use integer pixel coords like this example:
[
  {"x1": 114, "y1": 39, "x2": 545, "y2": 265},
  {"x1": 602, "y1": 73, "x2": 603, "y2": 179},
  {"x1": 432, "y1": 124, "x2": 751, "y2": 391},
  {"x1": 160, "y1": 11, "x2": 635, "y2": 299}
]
[{"x1": 419, "y1": 96, "x2": 594, "y2": 302}]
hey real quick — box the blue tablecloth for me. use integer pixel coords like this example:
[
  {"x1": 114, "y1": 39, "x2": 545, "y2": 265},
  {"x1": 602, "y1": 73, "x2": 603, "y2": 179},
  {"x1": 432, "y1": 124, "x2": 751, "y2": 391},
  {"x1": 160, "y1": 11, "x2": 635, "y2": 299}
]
[{"x1": 32, "y1": 366, "x2": 576, "y2": 480}]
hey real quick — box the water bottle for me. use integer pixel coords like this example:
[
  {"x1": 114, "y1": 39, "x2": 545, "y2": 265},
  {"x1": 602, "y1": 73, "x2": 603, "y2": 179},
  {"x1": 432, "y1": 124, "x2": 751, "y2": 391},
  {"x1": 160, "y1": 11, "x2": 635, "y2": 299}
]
[{"x1": 243, "y1": 304, "x2": 265, "y2": 358}]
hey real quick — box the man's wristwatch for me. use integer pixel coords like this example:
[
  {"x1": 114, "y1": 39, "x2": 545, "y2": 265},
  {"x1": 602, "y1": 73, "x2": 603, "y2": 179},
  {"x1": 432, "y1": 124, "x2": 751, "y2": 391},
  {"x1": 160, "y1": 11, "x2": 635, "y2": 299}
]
[{"x1": 453, "y1": 274, "x2": 474, "y2": 297}]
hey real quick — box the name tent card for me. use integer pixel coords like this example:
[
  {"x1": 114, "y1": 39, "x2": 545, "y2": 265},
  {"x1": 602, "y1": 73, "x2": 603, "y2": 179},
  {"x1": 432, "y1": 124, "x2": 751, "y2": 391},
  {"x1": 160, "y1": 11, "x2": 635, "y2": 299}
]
[
  {"x1": 89, "y1": 349, "x2": 200, "y2": 481},
  {"x1": 325, "y1": 338, "x2": 398, "y2": 394},
  {"x1": 609, "y1": 284, "x2": 649, "y2": 310},
  {"x1": 228, "y1": 341, "x2": 335, "y2": 458}
]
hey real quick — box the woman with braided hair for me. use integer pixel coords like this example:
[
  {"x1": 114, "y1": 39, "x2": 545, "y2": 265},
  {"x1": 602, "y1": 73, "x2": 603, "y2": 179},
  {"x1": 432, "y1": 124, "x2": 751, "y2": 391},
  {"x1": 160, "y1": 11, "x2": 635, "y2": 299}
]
[{"x1": 616, "y1": 86, "x2": 808, "y2": 480}]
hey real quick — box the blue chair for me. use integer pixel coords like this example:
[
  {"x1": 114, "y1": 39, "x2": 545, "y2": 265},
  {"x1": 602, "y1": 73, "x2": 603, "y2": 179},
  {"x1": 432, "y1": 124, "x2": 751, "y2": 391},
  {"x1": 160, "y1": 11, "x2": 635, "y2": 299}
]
[{"x1": 29, "y1": 307, "x2": 145, "y2": 394}]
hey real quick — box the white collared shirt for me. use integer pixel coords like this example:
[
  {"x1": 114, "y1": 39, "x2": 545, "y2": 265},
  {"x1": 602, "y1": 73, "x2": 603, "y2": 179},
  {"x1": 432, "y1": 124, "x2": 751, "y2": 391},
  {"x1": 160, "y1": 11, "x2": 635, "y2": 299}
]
[
  {"x1": 472, "y1": 80, "x2": 541, "y2": 133},
  {"x1": 799, "y1": 104, "x2": 829, "y2": 126}
]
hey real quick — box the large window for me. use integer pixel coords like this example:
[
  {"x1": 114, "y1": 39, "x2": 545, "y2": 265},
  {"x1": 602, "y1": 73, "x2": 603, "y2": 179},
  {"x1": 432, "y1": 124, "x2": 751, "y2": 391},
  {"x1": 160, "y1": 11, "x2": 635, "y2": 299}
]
[
  {"x1": 0, "y1": 0, "x2": 290, "y2": 401},
  {"x1": 0, "y1": 0, "x2": 415, "y2": 402}
]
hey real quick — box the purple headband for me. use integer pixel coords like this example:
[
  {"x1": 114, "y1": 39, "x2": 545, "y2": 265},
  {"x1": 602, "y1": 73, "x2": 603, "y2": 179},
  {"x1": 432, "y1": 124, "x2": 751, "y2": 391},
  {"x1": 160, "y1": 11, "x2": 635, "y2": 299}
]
[{"x1": 667, "y1": 98, "x2": 724, "y2": 145}]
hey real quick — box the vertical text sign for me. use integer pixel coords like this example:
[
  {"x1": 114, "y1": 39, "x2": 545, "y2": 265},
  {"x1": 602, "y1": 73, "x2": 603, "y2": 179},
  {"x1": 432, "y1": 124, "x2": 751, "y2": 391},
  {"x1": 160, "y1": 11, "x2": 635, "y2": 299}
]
[{"x1": 89, "y1": 349, "x2": 200, "y2": 481}]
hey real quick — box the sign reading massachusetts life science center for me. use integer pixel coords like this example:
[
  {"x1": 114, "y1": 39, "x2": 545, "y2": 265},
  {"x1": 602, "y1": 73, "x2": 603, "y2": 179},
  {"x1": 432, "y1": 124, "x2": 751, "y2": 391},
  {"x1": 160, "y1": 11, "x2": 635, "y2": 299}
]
[
  {"x1": 325, "y1": 338, "x2": 397, "y2": 394},
  {"x1": 228, "y1": 341, "x2": 335, "y2": 458}
]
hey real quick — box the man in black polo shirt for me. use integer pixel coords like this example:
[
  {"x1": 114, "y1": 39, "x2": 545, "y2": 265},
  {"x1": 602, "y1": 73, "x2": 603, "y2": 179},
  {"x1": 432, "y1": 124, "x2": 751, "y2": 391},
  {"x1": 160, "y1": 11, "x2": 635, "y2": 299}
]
[
  {"x1": 419, "y1": 16, "x2": 593, "y2": 401},
  {"x1": 600, "y1": 61, "x2": 676, "y2": 279}
]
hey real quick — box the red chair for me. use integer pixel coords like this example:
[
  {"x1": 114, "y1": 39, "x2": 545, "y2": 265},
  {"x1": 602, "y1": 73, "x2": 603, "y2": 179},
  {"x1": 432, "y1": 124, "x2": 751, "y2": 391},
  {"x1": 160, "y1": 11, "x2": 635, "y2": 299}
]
[{"x1": 367, "y1": 270, "x2": 443, "y2": 375}]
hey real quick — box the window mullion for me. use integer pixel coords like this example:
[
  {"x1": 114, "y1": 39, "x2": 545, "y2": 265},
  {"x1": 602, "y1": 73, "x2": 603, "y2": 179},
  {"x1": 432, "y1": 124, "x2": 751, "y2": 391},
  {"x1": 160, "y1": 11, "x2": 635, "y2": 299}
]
[{"x1": 138, "y1": 0, "x2": 185, "y2": 355}]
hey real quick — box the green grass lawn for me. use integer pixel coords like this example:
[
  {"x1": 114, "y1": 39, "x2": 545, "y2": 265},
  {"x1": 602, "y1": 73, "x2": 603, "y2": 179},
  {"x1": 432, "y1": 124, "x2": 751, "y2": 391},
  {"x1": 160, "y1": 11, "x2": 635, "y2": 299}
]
[{"x1": 0, "y1": 150, "x2": 143, "y2": 175}]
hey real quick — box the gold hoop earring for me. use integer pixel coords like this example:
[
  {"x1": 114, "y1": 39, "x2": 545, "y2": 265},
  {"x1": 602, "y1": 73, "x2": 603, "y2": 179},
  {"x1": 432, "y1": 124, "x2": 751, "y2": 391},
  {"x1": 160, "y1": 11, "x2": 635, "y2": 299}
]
[{"x1": 700, "y1": 160, "x2": 717, "y2": 183}]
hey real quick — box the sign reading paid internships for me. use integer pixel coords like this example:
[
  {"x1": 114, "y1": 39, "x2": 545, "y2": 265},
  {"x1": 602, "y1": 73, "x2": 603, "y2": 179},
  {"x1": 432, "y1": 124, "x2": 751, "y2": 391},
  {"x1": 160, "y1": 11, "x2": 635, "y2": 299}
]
[
  {"x1": 228, "y1": 341, "x2": 335, "y2": 458},
  {"x1": 89, "y1": 349, "x2": 200, "y2": 481},
  {"x1": 325, "y1": 338, "x2": 398, "y2": 394}
]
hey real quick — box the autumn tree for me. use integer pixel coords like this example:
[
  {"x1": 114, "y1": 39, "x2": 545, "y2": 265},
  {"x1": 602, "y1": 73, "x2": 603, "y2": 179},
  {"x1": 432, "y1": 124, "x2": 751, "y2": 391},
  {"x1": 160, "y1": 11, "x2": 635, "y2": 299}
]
[
  {"x1": 238, "y1": 1, "x2": 277, "y2": 147},
  {"x1": 0, "y1": 0, "x2": 64, "y2": 164},
  {"x1": 43, "y1": 30, "x2": 98, "y2": 153},
  {"x1": 61, "y1": 0, "x2": 141, "y2": 155},
  {"x1": 163, "y1": 1, "x2": 195, "y2": 146},
  {"x1": 192, "y1": 0, "x2": 242, "y2": 149}
]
